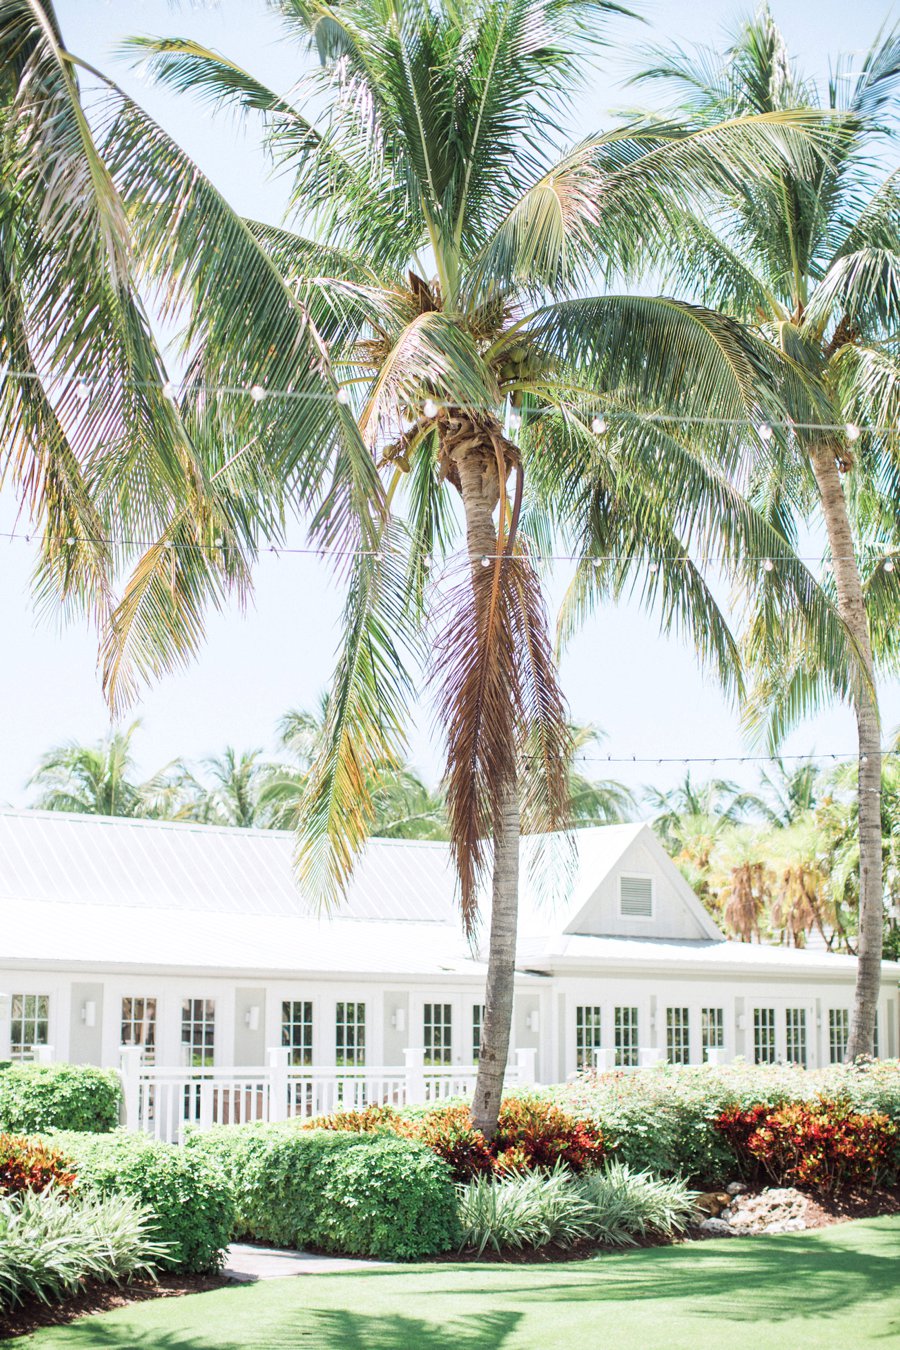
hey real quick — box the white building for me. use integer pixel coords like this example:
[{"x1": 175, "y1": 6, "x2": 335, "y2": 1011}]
[{"x1": 0, "y1": 808, "x2": 897, "y2": 1083}]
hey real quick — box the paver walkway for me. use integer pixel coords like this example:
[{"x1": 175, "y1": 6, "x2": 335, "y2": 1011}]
[{"x1": 223, "y1": 1243, "x2": 392, "y2": 1281}]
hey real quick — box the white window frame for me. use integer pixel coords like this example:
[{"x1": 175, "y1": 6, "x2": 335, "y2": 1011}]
[{"x1": 617, "y1": 873, "x2": 655, "y2": 922}]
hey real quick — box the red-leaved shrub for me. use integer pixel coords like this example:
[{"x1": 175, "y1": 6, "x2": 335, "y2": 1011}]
[
  {"x1": 302, "y1": 1097, "x2": 605, "y2": 1182},
  {"x1": 715, "y1": 1097, "x2": 898, "y2": 1192},
  {"x1": 0, "y1": 1133, "x2": 76, "y2": 1196}
]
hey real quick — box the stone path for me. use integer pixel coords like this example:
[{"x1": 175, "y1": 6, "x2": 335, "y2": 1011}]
[{"x1": 223, "y1": 1243, "x2": 393, "y2": 1282}]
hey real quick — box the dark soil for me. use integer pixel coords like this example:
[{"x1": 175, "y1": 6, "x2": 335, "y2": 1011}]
[{"x1": 0, "y1": 1273, "x2": 230, "y2": 1343}]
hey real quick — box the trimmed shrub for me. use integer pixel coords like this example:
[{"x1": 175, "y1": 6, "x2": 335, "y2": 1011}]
[
  {"x1": 49, "y1": 1131, "x2": 233, "y2": 1274},
  {"x1": 456, "y1": 1160, "x2": 697, "y2": 1255},
  {"x1": 715, "y1": 1097, "x2": 899, "y2": 1192},
  {"x1": 0, "y1": 1188, "x2": 167, "y2": 1310},
  {"x1": 0, "y1": 1135, "x2": 76, "y2": 1197},
  {"x1": 186, "y1": 1125, "x2": 460, "y2": 1260},
  {"x1": 547, "y1": 1059, "x2": 900, "y2": 1181},
  {"x1": 0, "y1": 1065, "x2": 121, "y2": 1135},
  {"x1": 304, "y1": 1095, "x2": 606, "y2": 1182}
]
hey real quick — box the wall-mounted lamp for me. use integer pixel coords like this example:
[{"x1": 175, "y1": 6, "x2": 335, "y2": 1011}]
[
  {"x1": 391, "y1": 1008, "x2": 406, "y2": 1032},
  {"x1": 526, "y1": 1010, "x2": 540, "y2": 1033},
  {"x1": 80, "y1": 1000, "x2": 96, "y2": 1028},
  {"x1": 244, "y1": 1005, "x2": 260, "y2": 1032},
  {"x1": 737, "y1": 1014, "x2": 747, "y2": 1032}
]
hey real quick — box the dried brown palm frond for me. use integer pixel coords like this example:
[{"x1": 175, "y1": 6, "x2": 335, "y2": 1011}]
[{"x1": 722, "y1": 861, "x2": 770, "y2": 942}]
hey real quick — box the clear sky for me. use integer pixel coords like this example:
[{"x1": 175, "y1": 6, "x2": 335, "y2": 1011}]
[{"x1": 1, "y1": 0, "x2": 898, "y2": 806}]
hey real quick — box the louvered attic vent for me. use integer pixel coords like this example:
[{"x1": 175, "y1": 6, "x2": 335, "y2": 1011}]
[{"x1": 619, "y1": 875, "x2": 653, "y2": 919}]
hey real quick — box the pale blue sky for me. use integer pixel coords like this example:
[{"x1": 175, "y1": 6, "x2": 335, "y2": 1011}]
[{"x1": 1, "y1": 0, "x2": 898, "y2": 804}]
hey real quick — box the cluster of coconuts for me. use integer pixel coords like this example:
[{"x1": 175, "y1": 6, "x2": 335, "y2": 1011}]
[{"x1": 496, "y1": 343, "x2": 542, "y2": 407}]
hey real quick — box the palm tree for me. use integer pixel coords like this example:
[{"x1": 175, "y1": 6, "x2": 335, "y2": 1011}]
[
  {"x1": 28, "y1": 721, "x2": 148, "y2": 816},
  {"x1": 566, "y1": 727, "x2": 635, "y2": 826},
  {"x1": 635, "y1": 8, "x2": 900, "y2": 1055},
  {"x1": 24, "y1": 1, "x2": 846, "y2": 1134}
]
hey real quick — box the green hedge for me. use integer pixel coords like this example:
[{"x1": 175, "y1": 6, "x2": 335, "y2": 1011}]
[
  {"x1": 185, "y1": 1125, "x2": 460, "y2": 1260},
  {"x1": 0, "y1": 1065, "x2": 121, "y2": 1134},
  {"x1": 49, "y1": 1131, "x2": 233, "y2": 1274},
  {"x1": 548, "y1": 1059, "x2": 900, "y2": 1182}
]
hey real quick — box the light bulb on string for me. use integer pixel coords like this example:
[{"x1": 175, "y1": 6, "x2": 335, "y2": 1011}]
[
  {"x1": 884, "y1": 558, "x2": 895, "y2": 573},
  {"x1": 764, "y1": 558, "x2": 775, "y2": 572},
  {"x1": 759, "y1": 422, "x2": 773, "y2": 442},
  {"x1": 648, "y1": 562, "x2": 659, "y2": 574},
  {"x1": 481, "y1": 555, "x2": 492, "y2": 567},
  {"x1": 592, "y1": 558, "x2": 602, "y2": 569},
  {"x1": 74, "y1": 381, "x2": 89, "y2": 403},
  {"x1": 509, "y1": 410, "x2": 522, "y2": 432},
  {"x1": 162, "y1": 382, "x2": 176, "y2": 401},
  {"x1": 861, "y1": 754, "x2": 869, "y2": 765},
  {"x1": 249, "y1": 385, "x2": 267, "y2": 403},
  {"x1": 66, "y1": 536, "x2": 76, "y2": 546},
  {"x1": 336, "y1": 387, "x2": 350, "y2": 406},
  {"x1": 845, "y1": 422, "x2": 861, "y2": 442},
  {"x1": 423, "y1": 554, "x2": 432, "y2": 570},
  {"x1": 591, "y1": 414, "x2": 608, "y2": 436},
  {"x1": 423, "y1": 398, "x2": 439, "y2": 419}
]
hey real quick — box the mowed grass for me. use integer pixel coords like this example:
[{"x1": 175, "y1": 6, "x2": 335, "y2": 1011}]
[{"x1": 9, "y1": 1217, "x2": 899, "y2": 1350}]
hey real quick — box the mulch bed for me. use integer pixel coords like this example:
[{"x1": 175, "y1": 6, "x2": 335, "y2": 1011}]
[{"x1": 0, "y1": 1273, "x2": 231, "y2": 1343}]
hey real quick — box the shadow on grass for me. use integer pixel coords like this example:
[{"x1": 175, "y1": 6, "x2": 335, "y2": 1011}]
[
  {"x1": 35, "y1": 1303, "x2": 522, "y2": 1350},
  {"x1": 22, "y1": 1222, "x2": 900, "y2": 1348}
]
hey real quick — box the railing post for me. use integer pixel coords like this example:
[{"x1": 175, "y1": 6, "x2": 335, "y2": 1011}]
[
  {"x1": 119, "y1": 1045, "x2": 143, "y2": 1131},
  {"x1": 403, "y1": 1047, "x2": 425, "y2": 1105},
  {"x1": 33, "y1": 1045, "x2": 54, "y2": 1064},
  {"x1": 639, "y1": 1048, "x2": 665, "y2": 1068},
  {"x1": 515, "y1": 1047, "x2": 537, "y2": 1086},
  {"x1": 592, "y1": 1048, "x2": 615, "y2": 1073},
  {"x1": 266, "y1": 1047, "x2": 289, "y2": 1122}
]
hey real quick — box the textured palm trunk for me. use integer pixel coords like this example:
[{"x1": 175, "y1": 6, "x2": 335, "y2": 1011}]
[
  {"x1": 809, "y1": 445, "x2": 882, "y2": 1058},
  {"x1": 452, "y1": 434, "x2": 520, "y2": 1139}
]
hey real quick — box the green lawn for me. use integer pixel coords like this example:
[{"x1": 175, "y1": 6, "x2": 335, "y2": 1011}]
[{"x1": 9, "y1": 1217, "x2": 899, "y2": 1350}]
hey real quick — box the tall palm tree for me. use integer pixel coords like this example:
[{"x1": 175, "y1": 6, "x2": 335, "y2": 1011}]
[
  {"x1": 28, "y1": 721, "x2": 148, "y2": 816},
  {"x1": 16, "y1": 1, "x2": 850, "y2": 1133},
  {"x1": 636, "y1": 8, "x2": 900, "y2": 1055}
]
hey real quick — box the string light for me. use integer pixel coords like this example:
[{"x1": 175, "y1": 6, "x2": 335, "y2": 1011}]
[
  {"x1": 336, "y1": 387, "x2": 350, "y2": 405},
  {"x1": 591, "y1": 414, "x2": 608, "y2": 435},
  {"x1": 2, "y1": 367, "x2": 899, "y2": 435},
  {"x1": 481, "y1": 555, "x2": 492, "y2": 567},
  {"x1": 74, "y1": 382, "x2": 89, "y2": 403},
  {"x1": 763, "y1": 558, "x2": 775, "y2": 572},
  {"x1": 885, "y1": 559, "x2": 895, "y2": 573}
]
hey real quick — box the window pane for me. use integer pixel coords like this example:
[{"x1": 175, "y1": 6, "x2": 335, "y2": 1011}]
[
  {"x1": 753, "y1": 1008, "x2": 776, "y2": 1065},
  {"x1": 701, "y1": 1008, "x2": 724, "y2": 1062},
  {"x1": 614, "y1": 1007, "x2": 639, "y2": 1067},
  {"x1": 282, "y1": 1001, "x2": 314, "y2": 1067},
  {"x1": 335, "y1": 1002, "x2": 365, "y2": 1067},
  {"x1": 9, "y1": 993, "x2": 50, "y2": 1060},
  {"x1": 182, "y1": 998, "x2": 215, "y2": 1067},
  {"x1": 829, "y1": 1009, "x2": 849, "y2": 1064},
  {"x1": 666, "y1": 1008, "x2": 690, "y2": 1066},
  {"x1": 424, "y1": 1004, "x2": 452, "y2": 1065},
  {"x1": 472, "y1": 1005, "x2": 484, "y2": 1063},
  {"x1": 121, "y1": 998, "x2": 157, "y2": 1063},
  {"x1": 785, "y1": 1009, "x2": 807, "y2": 1067},
  {"x1": 575, "y1": 1006, "x2": 602, "y2": 1071}
]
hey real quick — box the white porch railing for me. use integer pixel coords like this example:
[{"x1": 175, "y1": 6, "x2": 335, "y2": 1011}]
[{"x1": 119, "y1": 1045, "x2": 537, "y2": 1144}]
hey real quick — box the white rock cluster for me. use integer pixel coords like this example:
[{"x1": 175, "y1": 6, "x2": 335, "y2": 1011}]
[{"x1": 697, "y1": 1186, "x2": 810, "y2": 1238}]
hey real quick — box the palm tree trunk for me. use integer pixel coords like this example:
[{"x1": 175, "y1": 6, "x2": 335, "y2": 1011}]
[
  {"x1": 809, "y1": 445, "x2": 882, "y2": 1058},
  {"x1": 451, "y1": 432, "x2": 519, "y2": 1139}
]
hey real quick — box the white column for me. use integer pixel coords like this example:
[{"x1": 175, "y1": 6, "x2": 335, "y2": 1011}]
[
  {"x1": 119, "y1": 1045, "x2": 143, "y2": 1131},
  {"x1": 593, "y1": 1048, "x2": 615, "y2": 1072},
  {"x1": 403, "y1": 1047, "x2": 426, "y2": 1105},
  {"x1": 266, "y1": 1046, "x2": 289, "y2": 1122}
]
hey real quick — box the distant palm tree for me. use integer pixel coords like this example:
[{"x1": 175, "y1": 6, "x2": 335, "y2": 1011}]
[
  {"x1": 28, "y1": 722, "x2": 148, "y2": 816},
  {"x1": 567, "y1": 727, "x2": 635, "y2": 826}
]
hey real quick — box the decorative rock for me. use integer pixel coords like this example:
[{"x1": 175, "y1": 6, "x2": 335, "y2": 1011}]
[
  {"x1": 698, "y1": 1217, "x2": 735, "y2": 1237},
  {"x1": 762, "y1": 1217, "x2": 807, "y2": 1234},
  {"x1": 726, "y1": 1181, "x2": 748, "y2": 1196},
  {"x1": 724, "y1": 1187, "x2": 810, "y2": 1236}
]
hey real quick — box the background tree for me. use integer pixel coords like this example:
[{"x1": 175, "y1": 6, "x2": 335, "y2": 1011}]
[
  {"x1": 28, "y1": 722, "x2": 154, "y2": 817},
  {"x1": 636, "y1": 6, "x2": 900, "y2": 1055}
]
